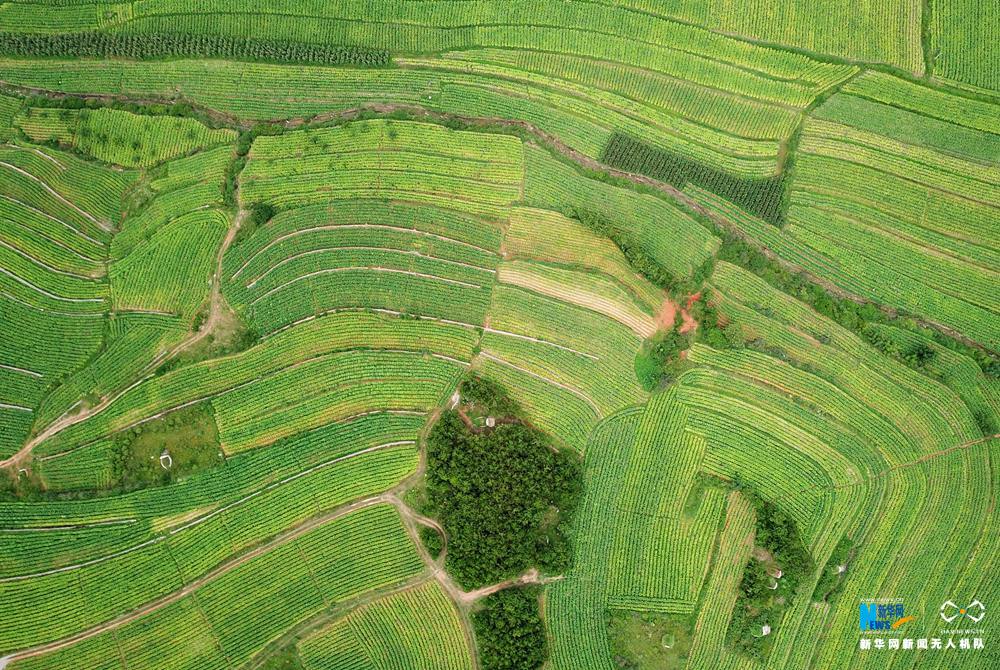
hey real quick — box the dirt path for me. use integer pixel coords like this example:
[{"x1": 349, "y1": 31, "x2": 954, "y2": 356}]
[
  {"x1": 1, "y1": 206, "x2": 245, "y2": 472},
  {"x1": 454, "y1": 568, "x2": 562, "y2": 605},
  {"x1": 168, "y1": 206, "x2": 246, "y2": 358},
  {"x1": 476, "y1": 351, "x2": 602, "y2": 415},
  {"x1": 796, "y1": 433, "x2": 999, "y2": 494},
  {"x1": 0, "y1": 372, "x2": 150, "y2": 470}
]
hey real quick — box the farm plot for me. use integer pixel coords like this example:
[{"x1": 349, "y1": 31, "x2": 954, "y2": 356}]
[
  {"x1": 28, "y1": 309, "x2": 476, "y2": 460},
  {"x1": 299, "y1": 581, "x2": 473, "y2": 670},
  {"x1": 15, "y1": 106, "x2": 236, "y2": 168},
  {"x1": 0, "y1": 0, "x2": 864, "y2": 180},
  {"x1": 224, "y1": 200, "x2": 502, "y2": 336},
  {"x1": 546, "y1": 409, "x2": 643, "y2": 670},
  {"x1": 805, "y1": 441, "x2": 995, "y2": 669},
  {"x1": 524, "y1": 147, "x2": 718, "y2": 281},
  {"x1": 471, "y1": 206, "x2": 657, "y2": 451},
  {"x1": 5, "y1": 504, "x2": 425, "y2": 669},
  {"x1": 0, "y1": 8, "x2": 995, "y2": 669},
  {"x1": 0, "y1": 92, "x2": 20, "y2": 139},
  {"x1": 929, "y1": 0, "x2": 1000, "y2": 92},
  {"x1": 240, "y1": 120, "x2": 523, "y2": 220},
  {"x1": 23, "y1": 145, "x2": 233, "y2": 438},
  {"x1": 672, "y1": 265, "x2": 993, "y2": 664},
  {"x1": 788, "y1": 96, "x2": 998, "y2": 347},
  {"x1": 0, "y1": 143, "x2": 135, "y2": 457},
  {"x1": 3, "y1": 411, "x2": 423, "y2": 576},
  {"x1": 685, "y1": 80, "x2": 999, "y2": 349},
  {"x1": 707, "y1": 263, "x2": 983, "y2": 463},
  {"x1": 683, "y1": 492, "x2": 756, "y2": 670},
  {"x1": 606, "y1": 388, "x2": 724, "y2": 614},
  {"x1": 228, "y1": 120, "x2": 519, "y2": 333},
  {"x1": 0, "y1": 445, "x2": 418, "y2": 650}
]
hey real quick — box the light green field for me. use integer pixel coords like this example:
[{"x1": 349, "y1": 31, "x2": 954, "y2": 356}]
[{"x1": 0, "y1": 5, "x2": 996, "y2": 670}]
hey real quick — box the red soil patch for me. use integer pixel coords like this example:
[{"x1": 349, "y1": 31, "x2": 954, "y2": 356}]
[
  {"x1": 656, "y1": 296, "x2": 678, "y2": 330},
  {"x1": 678, "y1": 309, "x2": 698, "y2": 334},
  {"x1": 685, "y1": 291, "x2": 702, "y2": 310}
]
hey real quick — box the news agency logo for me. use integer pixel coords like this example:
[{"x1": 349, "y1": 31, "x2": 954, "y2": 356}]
[
  {"x1": 860, "y1": 601, "x2": 914, "y2": 631},
  {"x1": 940, "y1": 600, "x2": 985, "y2": 624}
]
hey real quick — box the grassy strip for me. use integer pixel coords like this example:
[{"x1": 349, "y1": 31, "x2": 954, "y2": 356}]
[{"x1": 715, "y1": 234, "x2": 998, "y2": 377}]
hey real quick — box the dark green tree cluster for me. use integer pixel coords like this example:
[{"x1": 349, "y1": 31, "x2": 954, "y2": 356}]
[
  {"x1": 727, "y1": 486, "x2": 814, "y2": 661},
  {"x1": 694, "y1": 298, "x2": 738, "y2": 351},
  {"x1": 108, "y1": 403, "x2": 222, "y2": 493},
  {"x1": 0, "y1": 32, "x2": 389, "y2": 66},
  {"x1": 812, "y1": 536, "x2": 854, "y2": 603},
  {"x1": 473, "y1": 587, "x2": 548, "y2": 670},
  {"x1": 419, "y1": 526, "x2": 444, "y2": 559},
  {"x1": 231, "y1": 202, "x2": 276, "y2": 243},
  {"x1": 425, "y1": 407, "x2": 582, "y2": 589},
  {"x1": 601, "y1": 132, "x2": 787, "y2": 226},
  {"x1": 861, "y1": 326, "x2": 937, "y2": 370},
  {"x1": 460, "y1": 374, "x2": 522, "y2": 416},
  {"x1": 634, "y1": 329, "x2": 691, "y2": 391},
  {"x1": 751, "y1": 497, "x2": 813, "y2": 578}
]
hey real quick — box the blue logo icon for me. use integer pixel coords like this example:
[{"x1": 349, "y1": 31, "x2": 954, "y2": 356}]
[{"x1": 860, "y1": 602, "x2": 909, "y2": 631}]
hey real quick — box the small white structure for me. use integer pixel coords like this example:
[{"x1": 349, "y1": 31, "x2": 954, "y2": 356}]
[
  {"x1": 449, "y1": 391, "x2": 461, "y2": 409},
  {"x1": 485, "y1": 416, "x2": 496, "y2": 428},
  {"x1": 836, "y1": 564, "x2": 847, "y2": 574},
  {"x1": 760, "y1": 625, "x2": 772, "y2": 637},
  {"x1": 159, "y1": 450, "x2": 173, "y2": 470}
]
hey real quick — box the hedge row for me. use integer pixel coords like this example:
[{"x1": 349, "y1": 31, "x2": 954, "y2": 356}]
[{"x1": 0, "y1": 32, "x2": 390, "y2": 66}]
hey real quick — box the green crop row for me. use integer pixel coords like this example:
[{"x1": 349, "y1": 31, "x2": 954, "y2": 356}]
[
  {"x1": 0, "y1": 30, "x2": 390, "y2": 66},
  {"x1": 7, "y1": 504, "x2": 423, "y2": 669},
  {"x1": 32, "y1": 310, "x2": 476, "y2": 457},
  {"x1": 5, "y1": 412, "x2": 423, "y2": 569},
  {"x1": 16, "y1": 106, "x2": 236, "y2": 168},
  {"x1": 929, "y1": 0, "x2": 1000, "y2": 91},
  {"x1": 524, "y1": 146, "x2": 718, "y2": 280},
  {"x1": 546, "y1": 409, "x2": 642, "y2": 669},
  {"x1": 607, "y1": 389, "x2": 723, "y2": 612},
  {"x1": 300, "y1": 581, "x2": 473, "y2": 670},
  {"x1": 0, "y1": 447, "x2": 418, "y2": 653}
]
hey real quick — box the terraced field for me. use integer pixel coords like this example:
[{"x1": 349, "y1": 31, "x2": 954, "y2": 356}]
[{"x1": 0, "y1": 3, "x2": 996, "y2": 670}]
